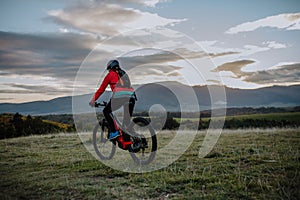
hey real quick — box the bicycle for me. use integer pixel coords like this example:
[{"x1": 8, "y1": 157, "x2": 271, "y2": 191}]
[{"x1": 92, "y1": 101, "x2": 157, "y2": 165}]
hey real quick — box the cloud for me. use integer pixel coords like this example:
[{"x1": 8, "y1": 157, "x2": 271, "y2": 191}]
[
  {"x1": 0, "y1": 31, "x2": 99, "y2": 79},
  {"x1": 93, "y1": 0, "x2": 167, "y2": 8},
  {"x1": 208, "y1": 51, "x2": 239, "y2": 58},
  {"x1": 200, "y1": 40, "x2": 287, "y2": 57},
  {"x1": 1, "y1": 26, "x2": 213, "y2": 101},
  {"x1": 244, "y1": 63, "x2": 300, "y2": 84},
  {"x1": 143, "y1": 0, "x2": 166, "y2": 7},
  {"x1": 0, "y1": 31, "x2": 107, "y2": 101},
  {"x1": 47, "y1": 1, "x2": 186, "y2": 37},
  {"x1": 0, "y1": 98, "x2": 14, "y2": 101},
  {"x1": 117, "y1": 48, "x2": 209, "y2": 69},
  {"x1": 129, "y1": 64, "x2": 181, "y2": 76},
  {"x1": 206, "y1": 79, "x2": 222, "y2": 85},
  {"x1": 213, "y1": 60, "x2": 300, "y2": 85},
  {"x1": 263, "y1": 41, "x2": 287, "y2": 49},
  {"x1": 199, "y1": 39, "x2": 290, "y2": 79},
  {"x1": 128, "y1": 64, "x2": 184, "y2": 84},
  {"x1": 212, "y1": 60, "x2": 255, "y2": 78},
  {"x1": 226, "y1": 12, "x2": 300, "y2": 34},
  {"x1": 1, "y1": 83, "x2": 73, "y2": 95},
  {"x1": 1, "y1": 28, "x2": 208, "y2": 101}
]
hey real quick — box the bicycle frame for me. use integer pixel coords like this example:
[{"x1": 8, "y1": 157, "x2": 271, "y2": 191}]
[
  {"x1": 95, "y1": 101, "x2": 133, "y2": 150},
  {"x1": 93, "y1": 101, "x2": 157, "y2": 165},
  {"x1": 109, "y1": 112, "x2": 133, "y2": 150}
]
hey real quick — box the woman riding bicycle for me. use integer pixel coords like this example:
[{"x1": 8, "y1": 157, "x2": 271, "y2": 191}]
[{"x1": 89, "y1": 60, "x2": 136, "y2": 140}]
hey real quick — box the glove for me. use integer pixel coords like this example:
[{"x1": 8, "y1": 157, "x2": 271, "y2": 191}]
[{"x1": 89, "y1": 100, "x2": 95, "y2": 107}]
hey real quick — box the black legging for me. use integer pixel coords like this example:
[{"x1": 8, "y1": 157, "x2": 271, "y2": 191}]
[{"x1": 103, "y1": 97, "x2": 135, "y2": 132}]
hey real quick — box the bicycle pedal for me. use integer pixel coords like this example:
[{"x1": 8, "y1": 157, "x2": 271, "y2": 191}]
[
  {"x1": 130, "y1": 143, "x2": 141, "y2": 153},
  {"x1": 141, "y1": 138, "x2": 148, "y2": 148}
]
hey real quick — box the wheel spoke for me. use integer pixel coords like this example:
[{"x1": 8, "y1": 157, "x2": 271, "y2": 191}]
[
  {"x1": 129, "y1": 117, "x2": 157, "y2": 165},
  {"x1": 93, "y1": 122, "x2": 116, "y2": 160}
]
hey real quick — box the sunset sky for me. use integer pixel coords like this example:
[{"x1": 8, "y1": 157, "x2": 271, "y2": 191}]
[{"x1": 0, "y1": 0, "x2": 300, "y2": 103}]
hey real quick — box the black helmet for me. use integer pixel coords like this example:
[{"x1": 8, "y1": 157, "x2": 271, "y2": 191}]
[{"x1": 106, "y1": 60, "x2": 120, "y2": 70}]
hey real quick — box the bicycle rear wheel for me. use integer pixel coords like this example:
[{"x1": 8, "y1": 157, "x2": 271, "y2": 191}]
[
  {"x1": 128, "y1": 117, "x2": 157, "y2": 165},
  {"x1": 93, "y1": 121, "x2": 116, "y2": 160}
]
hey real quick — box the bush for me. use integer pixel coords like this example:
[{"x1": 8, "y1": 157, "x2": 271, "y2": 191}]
[{"x1": 163, "y1": 116, "x2": 180, "y2": 130}]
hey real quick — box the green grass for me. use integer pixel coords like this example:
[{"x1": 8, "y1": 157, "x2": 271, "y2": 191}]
[
  {"x1": 1, "y1": 129, "x2": 299, "y2": 199},
  {"x1": 177, "y1": 112, "x2": 300, "y2": 122},
  {"x1": 222, "y1": 112, "x2": 300, "y2": 121}
]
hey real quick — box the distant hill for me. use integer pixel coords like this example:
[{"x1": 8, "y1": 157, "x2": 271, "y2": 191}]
[{"x1": 0, "y1": 82, "x2": 300, "y2": 115}]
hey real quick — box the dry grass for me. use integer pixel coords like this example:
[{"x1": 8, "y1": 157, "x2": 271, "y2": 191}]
[{"x1": 0, "y1": 128, "x2": 299, "y2": 199}]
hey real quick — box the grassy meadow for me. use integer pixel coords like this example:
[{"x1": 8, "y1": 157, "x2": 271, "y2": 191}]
[
  {"x1": 211, "y1": 112, "x2": 300, "y2": 122},
  {"x1": 0, "y1": 128, "x2": 299, "y2": 199}
]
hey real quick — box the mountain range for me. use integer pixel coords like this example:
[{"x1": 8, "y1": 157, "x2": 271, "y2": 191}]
[{"x1": 1, "y1": 82, "x2": 299, "y2": 115}]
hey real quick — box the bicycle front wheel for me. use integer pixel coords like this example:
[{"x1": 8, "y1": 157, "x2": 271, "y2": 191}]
[
  {"x1": 128, "y1": 117, "x2": 157, "y2": 165},
  {"x1": 93, "y1": 121, "x2": 116, "y2": 160}
]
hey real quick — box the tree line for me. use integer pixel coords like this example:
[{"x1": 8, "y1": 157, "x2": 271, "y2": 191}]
[
  {"x1": 0, "y1": 113, "x2": 75, "y2": 139},
  {"x1": 1, "y1": 111, "x2": 299, "y2": 139},
  {"x1": 162, "y1": 117, "x2": 300, "y2": 130}
]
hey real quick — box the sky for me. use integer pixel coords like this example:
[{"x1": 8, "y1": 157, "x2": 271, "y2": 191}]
[{"x1": 0, "y1": 0, "x2": 300, "y2": 103}]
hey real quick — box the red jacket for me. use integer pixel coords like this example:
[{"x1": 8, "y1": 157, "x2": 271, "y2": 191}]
[{"x1": 91, "y1": 70, "x2": 119, "y2": 102}]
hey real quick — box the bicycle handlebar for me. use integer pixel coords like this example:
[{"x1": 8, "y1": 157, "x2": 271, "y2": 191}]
[{"x1": 94, "y1": 101, "x2": 107, "y2": 107}]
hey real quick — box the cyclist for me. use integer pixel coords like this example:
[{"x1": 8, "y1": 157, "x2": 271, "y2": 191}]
[{"x1": 89, "y1": 60, "x2": 136, "y2": 140}]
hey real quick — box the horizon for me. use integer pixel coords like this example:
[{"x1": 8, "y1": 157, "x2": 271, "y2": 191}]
[
  {"x1": 1, "y1": 81, "x2": 299, "y2": 104},
  {"x1": 1, "y1": 0, "x2": 300, "y2": 103}
]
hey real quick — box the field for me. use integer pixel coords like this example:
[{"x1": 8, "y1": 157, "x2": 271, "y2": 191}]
[
  {"x1": 213, "y1": 112, "x2": 300, "y2": 122},
  {"x1": 176, "y1": 112, "x2": 300, "y2": 122},
  {"x1": 0, "y1": 129, "x2": 299, "y2": 199}
]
